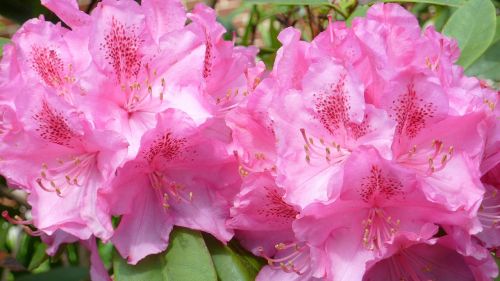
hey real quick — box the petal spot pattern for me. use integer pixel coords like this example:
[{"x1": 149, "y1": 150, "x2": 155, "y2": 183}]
[
  {"x1": 314, "y1": 73, "x2": 370, "y2": 139},
  {"x1": 32, "y1": 100, "x2": 76, "y2": 146},
  {"x1": 31, "y1": 46, "x2": 64, "y2": 88},
  {"x1": 359, "y1": 165, "x2": 403, "y2": 202},
  {"x1": 257, "y1": 186, "x2": 298, "y2": 223},
  {"x1": 391, "y1": 83, "x2": 436, "y2": 138},
  {"x1": 101, "y1": 17, "x2": 143, "y2": 83},
  {"x1": 314, "y1": 73, "x2": 350, "y2": 135},
  {"x1": 143, "y1": 132, "x2": 186, "y2": 163}
]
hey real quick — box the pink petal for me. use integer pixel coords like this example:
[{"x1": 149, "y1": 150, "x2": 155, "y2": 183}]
[
  {"x1": 41, "y1": 0, "x2": 90, "y2": 28},
  {"x1": 111, "y1": 176, "x2": 173, "y2": 265},
  {"x1": 141, "y1": 0, "x2": 186, "y2": 43}
]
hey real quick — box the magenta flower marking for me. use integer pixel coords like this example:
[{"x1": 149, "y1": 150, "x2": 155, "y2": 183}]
[
  {"x1": 0, "y1": 0, "x2": 498, "y2": 280},
  {"x1": 101, "y1": 17, "x2": 143, "y2": 83}
]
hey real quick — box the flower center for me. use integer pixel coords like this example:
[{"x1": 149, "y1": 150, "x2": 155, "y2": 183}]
[
  {"x1": 36, "y1": 152, "x2": 97, "y2": 196},
  {"x1": 399, "y1": 139, "x2": 453, "y2": 175},
  {"x1": 362, "y1": 208, "x2": 400, "y2": 251},
  {"x1": 479, "y1": 188, "x2": 500, "y2": 229},
  {"x1": 148, "y1": 171, "x2": 193, "y2": 209},
  {"x1": 258, "y1": 242, "x2": 308, "y2": 275},
  {"x1": 300, "y1": 128, "x2": 350, "y2": 164}
]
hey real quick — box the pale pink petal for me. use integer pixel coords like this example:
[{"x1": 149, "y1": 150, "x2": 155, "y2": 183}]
[
  {"x1": 111, "y1": 175, "x2": 173, "y2": 264},
  {"x1": 169, "y1": 177, "x2": 233, "y2": 242},
  {"x1": 273, "y1": 27, "x2": 310, "y2": 90},
  {"x1": 82, "y1": 236, "x2": 112, "y2": 281},
  {"x1": 229, "y1": 172, "x2": 297, "y2": 231},
  {"x1": 89, "y1": 0, "x2": 149, "y2": 84},
  {"x1": 41, "y1": 0, "x2": 90, "y2": 28},
  {"x1": 256, "y1": 265, "x2": 320, "y2": 281},
  {"x1": 141, "y1": 0, "x2": 186, "y2": 43},
  {"x1": 362, "y1": 243, "x2": 475, "y2": 281}
]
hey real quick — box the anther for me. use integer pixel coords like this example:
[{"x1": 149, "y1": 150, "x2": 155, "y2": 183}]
[{"x1": 441, "y1": 154, "x2": 448, "y2": 164}]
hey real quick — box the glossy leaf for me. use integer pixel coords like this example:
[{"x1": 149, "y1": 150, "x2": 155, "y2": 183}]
[
  {"x1": 27, "y1": 243, "x2": 48, "y2": 271},
  {"x1": 16, "y1": 267, "x2": 89, "y2": 281},
  {"x1": 381, "y1": 0, "x2": 466, "y2": 7},
  {"x1": 346, "y1": 5, "x2": 368, "y2": 27},
  {"x1": 443, "y1": 0, "x2": 496, "y2": 68},
  {"x1": 0, "y1": 37, "x2": 11, "y2": 57},
  {"x1": 493, "y1": 16, "x2": 500, "y2": 44},
  {"x1": 113, "y1": 249, "x2": 169, "y2": 281},
  {"x1": 164, "y1": 228, "x2": 217, "y2": 281},
  {"x1": 496, "y1": 256, "x2": 500, "y2": 281},
  {"x1": 203, "y1": 234, "x2": 265, "y2": 281},
  {"x1": 245, "y1": 0, "x2": 329, "y2": 5},
  {"x1": 113, "y1": 227, "x2": 218, "y2": 281},
  {"x1": 465, "y1": 40, "x2": 500, "y2": 81}
]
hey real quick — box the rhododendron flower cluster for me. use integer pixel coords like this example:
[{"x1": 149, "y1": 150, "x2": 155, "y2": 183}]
[{"x1": 0, "y1": 1, "x2": 498, "y2": 280}]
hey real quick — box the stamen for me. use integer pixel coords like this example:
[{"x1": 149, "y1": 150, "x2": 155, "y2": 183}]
[
  {"x1": 2, "y1": 211, "x2": 41, "y2": 237},
  {"x1": 362, "y1": 208, "x2": 400, "y2": 251},
  {"x1": 149, "y1": 172, "x2": 193, "y2": 206},
  {"x1": 258, "y1": 242, "x2": 307, "y2": 275},
  {"x1": 479, "y1": 188, "x2": 500, "y2": 229},
  {"x1": 36, "y1": 153, "x2": 96, "y2": 196}
]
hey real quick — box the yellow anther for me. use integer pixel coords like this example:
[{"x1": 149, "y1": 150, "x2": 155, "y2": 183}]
[{"x1": 441, "y1": 154, "x2": 448, "y2": 164}]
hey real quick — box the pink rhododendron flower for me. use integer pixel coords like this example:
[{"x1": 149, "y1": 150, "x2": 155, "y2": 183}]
[
  {"x1": 227, "y1": 2, "x2": 498, "y2": 281},
  {"x1": 0, "y1": 0, "x2": 256, "y2": 270},
  {"x1": 271, "y1": 56, "x2": 395, "y2": 208},
  {"x1": 362, "y1": 234, "x2": 497, "y2": 281},
  {"x1": 0, "y1": 0, "x2": 499, "y2": 279},
  {"x1": 229, "y1": 172, "x2": 327, "y2": 279},
  {"x1": 294, "y1": 147, "x2": 479, "y2": 280},
  {"x1": 107, "y1": 109, "x2": 237, "y2": 264},
  {"x1": 2, "y1": 89, "x2": 128, "y2": 240}
]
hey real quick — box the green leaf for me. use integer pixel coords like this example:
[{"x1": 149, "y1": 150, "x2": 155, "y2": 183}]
[
  {"x1": 245, "y1": 0, "x2": 329, "y2": 5},
  {"x1": 0, "y1": 37, "x2": 11, "y2": 57},
  {"x1": 381, "y1": 0, "x2": 466, "y2": 7},
  {"x1": 429, "y1": 5, "x2": 452, "y2": 32},
  {"x1": 493, "y1": 16, "x2": 500, "y2": 45},
  {"x1": 203, "y1": 234, "x2": 265, "y2": 281},
  {"x1": 113, "y1": 249, "x2": 169, "y2": 281},
  {"x1": 113, "y1": 227, "x2": 217, "y2": 281},
  {"x1": 443, "y1": 0, "x2": 496, "y2": 69},
  {"x1": 27, "y1": 243, "x2": 48, "y2": 271},
  {"x1": 98, "y1": 241, "x2": 113, "y2": 270},
  {"x1": 164, "y1": 228, "x2": 217, "y2": 281},
  {"x1": 465, "y1": 40, "x2": 500, "y2": 81},
  {"x1": 495, "y1": 255, "x2": 500, "y2": 281},
  {"x1": 16, "y1": 267, "x2": 89, "y2": 281},
  {"x1": 345, "y1": 5, "x2": 368, "y2": 27}
]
